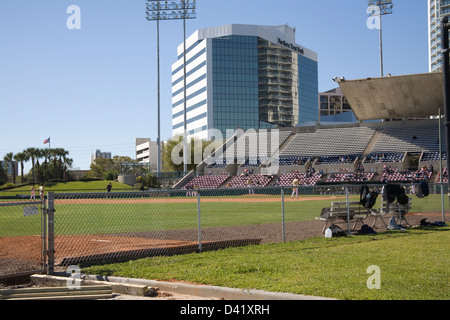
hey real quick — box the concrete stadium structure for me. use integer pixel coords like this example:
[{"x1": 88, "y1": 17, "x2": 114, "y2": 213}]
[
  {"x1": 174, "y1": 119, "x2": 447, "y2": 189},
  {"x1": 175, "y1": 72, "x2": 447, "y2": 189},
  {"x1": 336, "y1": 72, "x2": 443, "y2": 121}
]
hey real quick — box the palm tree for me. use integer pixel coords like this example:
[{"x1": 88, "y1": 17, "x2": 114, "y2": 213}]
[
  {"x1": 34, "y1": 148, "x2": 44, "y2": 183},
  {"x1": 13, "y1": 152, "x2": 28, "y2": 183},
  {"x1": 3, "y1": 152, "x2": 16, "y2": 184},
  {"x1": 58, "y1": 149, "x2": 69, "y2": 180},
  {"x1": 25, "y1": 147, "x2": 38, "y2": 184},
  {"x1": 59, "y1": 149, "x2": 71, "y2": 180},
  {"x1": 49, "y1": 148, "x2": 59, "y2": 180},
  {"x1": 63, "y1": 157, "x2": 73, "y2": 181},
  {"x1": 41, "y1": 148, "x2": 51, "y2": 182}
]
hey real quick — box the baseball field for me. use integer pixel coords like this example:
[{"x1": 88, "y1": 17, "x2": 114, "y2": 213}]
[{"x1": 1, "y1": 186, "x2": 448, "y2": 299}]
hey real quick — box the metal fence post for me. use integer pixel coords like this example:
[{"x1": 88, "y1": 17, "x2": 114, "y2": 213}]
[
  {"x1": 197, "y1": 190, "x2": 202, "y2": 253},
  {"x1": 345, "y1": 186, "x2": 351, "y2": 234},
  {"x1": 281, "y1": 187, "x2": 285, "y2": 242},
  {"x1": 42, "y1": 197, "x2": 47, "y2": 276},
  {"x1": 441, "y1": 16, "x2": 450, "y2": 219},
  {"x1": 46, "y1": 192, "x2": 55, "y2": 274}
]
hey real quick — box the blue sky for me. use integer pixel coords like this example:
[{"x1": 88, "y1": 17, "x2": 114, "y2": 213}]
[{"x1": 0, "y1": 0, "x2": 429, "y2": 171}]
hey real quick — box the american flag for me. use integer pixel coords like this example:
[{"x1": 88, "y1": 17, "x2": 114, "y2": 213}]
[{"x1": 43, "y1": 137, "x2": 50, "y2": 144}]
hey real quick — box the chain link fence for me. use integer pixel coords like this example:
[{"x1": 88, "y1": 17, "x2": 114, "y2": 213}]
[
  {"x1": 1, "y1": 183, "x2": 448, "y2": 277},
  {"x1": 0, "y1": 200, "x2": 47, "y2": 279}
]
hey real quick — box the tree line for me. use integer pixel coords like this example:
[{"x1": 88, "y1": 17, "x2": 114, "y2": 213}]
[
  {"x1": 1, "y1": 147, "x2": 73, "y2": 185},
  {"x1": 1, "y1": 136, "x2": 216, "y2": 187}
]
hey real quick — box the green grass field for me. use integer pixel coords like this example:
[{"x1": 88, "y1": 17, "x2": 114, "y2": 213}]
[
  {"x1": 83, "y1": 225, "x2": 449, "y2": 300},
  {"x1": 1, "y1": 184, "x2": 449, "y2": 237},
  {"x1": 1, "y1": 182, "x2": 449, "y2": 299},
  {"x1": 0, "y1": 197, "x2": 329, "y2": 237}
]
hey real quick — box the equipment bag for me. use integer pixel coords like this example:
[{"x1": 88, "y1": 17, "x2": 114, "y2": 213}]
[
  {"x1": 360, "y1": 185, "x2": 378, "y2": 209},
  {"x1": 386, "y1": 184, "x2": 409, "y2": 205},
  {"x1": 330, "y1": 224, "x2": 347, "y2": 237}
]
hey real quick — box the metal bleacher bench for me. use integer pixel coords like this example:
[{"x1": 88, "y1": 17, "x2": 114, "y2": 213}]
[
  {"x1": 317, "y1": 201, "x2": 372, "y2": 233},
  {"x1": 370, "y1": 199, "x2": 412, "y2": 228}
]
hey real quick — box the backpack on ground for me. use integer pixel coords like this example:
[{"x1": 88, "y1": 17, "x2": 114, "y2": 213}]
[
  {"x1": 357, "y1": 224, "x2": 377, "y2": 235},
  {"x1": 420, "y1": 218, "x2": 447, "y2": 227},
  {"x1": 387, "y1": 216, "x2": 406, "y2": 231},
  {"x1": 329, "y1": 224, "x2": 347, "y2": 237}
]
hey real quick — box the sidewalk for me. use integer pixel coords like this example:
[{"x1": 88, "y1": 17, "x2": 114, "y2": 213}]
[{"x1": 31, "y1": 274, "x2": 335, "y2": 300}]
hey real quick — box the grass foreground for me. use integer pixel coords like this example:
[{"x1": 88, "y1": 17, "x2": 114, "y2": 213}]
[{"x1": 83, "y1": 225, "x2": 449, "y2": 300}]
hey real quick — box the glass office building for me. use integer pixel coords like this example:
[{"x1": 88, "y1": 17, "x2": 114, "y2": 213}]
[
  {"x1": 319, "y1": 87, "x2": 353, "y2": 120},
  {"x1": 429, "y1": 0, "x2": 450, "y2": 72},
  {"x1": 171, "y1": 24, "x2": 318, "y2": 139}
]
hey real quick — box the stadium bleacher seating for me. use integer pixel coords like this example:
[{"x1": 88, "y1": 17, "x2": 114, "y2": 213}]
[
  {"x1": 205, "y1": 130, "x2": 292, "y2": 169},
  {"x1": 240, "y1": 158, "x2": 262, "y2": 167},
  {"x1": 179, "y1": 120, "x2": 449, "y2": 190},
  {"x1": 280, "y1": 127, "x2": 376, "y2": 157},
  {"x1": 370, "y1": 124, "x2": 444, "y2": 153},
  {"x1": 380, "y1": 167, "x2": 433, "y2": 182},
  {"x1": 277, "y1": 156, "x2": 313, "y2": 166},
  {"x1": 228, "y1": 174, "x2": 272, "y2": 188},
  {"x1": 421, "y1": 151, "x2": 447, "y2": 162},
  {"x1": 183, "y1": 174, "x2": 229, "y2": 190},
  {"x1": 277, "y1": 172, "x2": 323, "y2": 186},
  {"x1": 364, "y1": 152, "x2": 404, "y2": 163},
  {"x1": 234, "y1": 129, "x2": 292, "y2": 158},
  {"x1": 206, "y1": 161, "x2": 228, "y2": 168},
  {"x1": 316, "y1": 155, "x2": 358, "y2": 165},
  {"x1": 324, "y1": 172, "x2": 375, "y2": 183}
]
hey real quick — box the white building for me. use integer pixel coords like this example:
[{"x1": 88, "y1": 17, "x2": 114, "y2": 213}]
[
  {"x1": 135, "y1": 138, "x2": 158, "y2": 172},
  {"x1": 429, "y1": 0, "x2": 450, "y2": 72},
  {"x1": 0, "y1": 161, "x2": 18, "y2": 176},
  {"x1": 91, "y1": 149, "x2": 111, "y2": 164},
  {"x1": 171, "y1": 24, "x2": 318, "y2": 140}
]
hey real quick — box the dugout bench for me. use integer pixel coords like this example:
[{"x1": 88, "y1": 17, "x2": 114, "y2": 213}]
[
  {"x1": 369, "y1": 198, "x2": 412, "y2": 228},
  {"x1": 317, "y1": 201, "x2": 372, "y2": 233}
]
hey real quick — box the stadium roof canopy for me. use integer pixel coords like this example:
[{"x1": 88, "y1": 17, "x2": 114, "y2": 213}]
[{"x1": 336, "y1": 72, "x2": 444, "y2": 121}]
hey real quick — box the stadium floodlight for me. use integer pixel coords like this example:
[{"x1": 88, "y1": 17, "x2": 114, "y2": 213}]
[
  {"x1": 367, "y1": 0, "x2": 393, "y2": 15},
  {"x1": 146, "y1": 0, "x2": 197, "y2": 173},
  {"x1": 367, "y1": 0, "x2": 393, "y2": 77}
]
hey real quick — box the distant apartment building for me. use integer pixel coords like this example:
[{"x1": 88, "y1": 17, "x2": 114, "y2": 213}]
[
  {"x1": 429, "y1": 0, "x2": 450, "y2": 72},
  {"x1": 318, "y1": 87, "x2": 356, "y2": 122},
  {"x1": 135, "y1": 138, "x2": 158, "y2": 172},
  {"x1": 0, "y1": 160, "x2": 18, "y2": 176},
  {"x1": 90, "y1": 149, "x2": 111, "y2": 164}
]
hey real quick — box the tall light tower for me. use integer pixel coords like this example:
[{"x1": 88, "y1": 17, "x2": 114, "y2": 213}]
[
  {"x1": 367, "y1": 0, "x2": 393, "y2": 77},
  {"x1": 146, "y1": 0, "x2": 197, "y2": 173}
]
